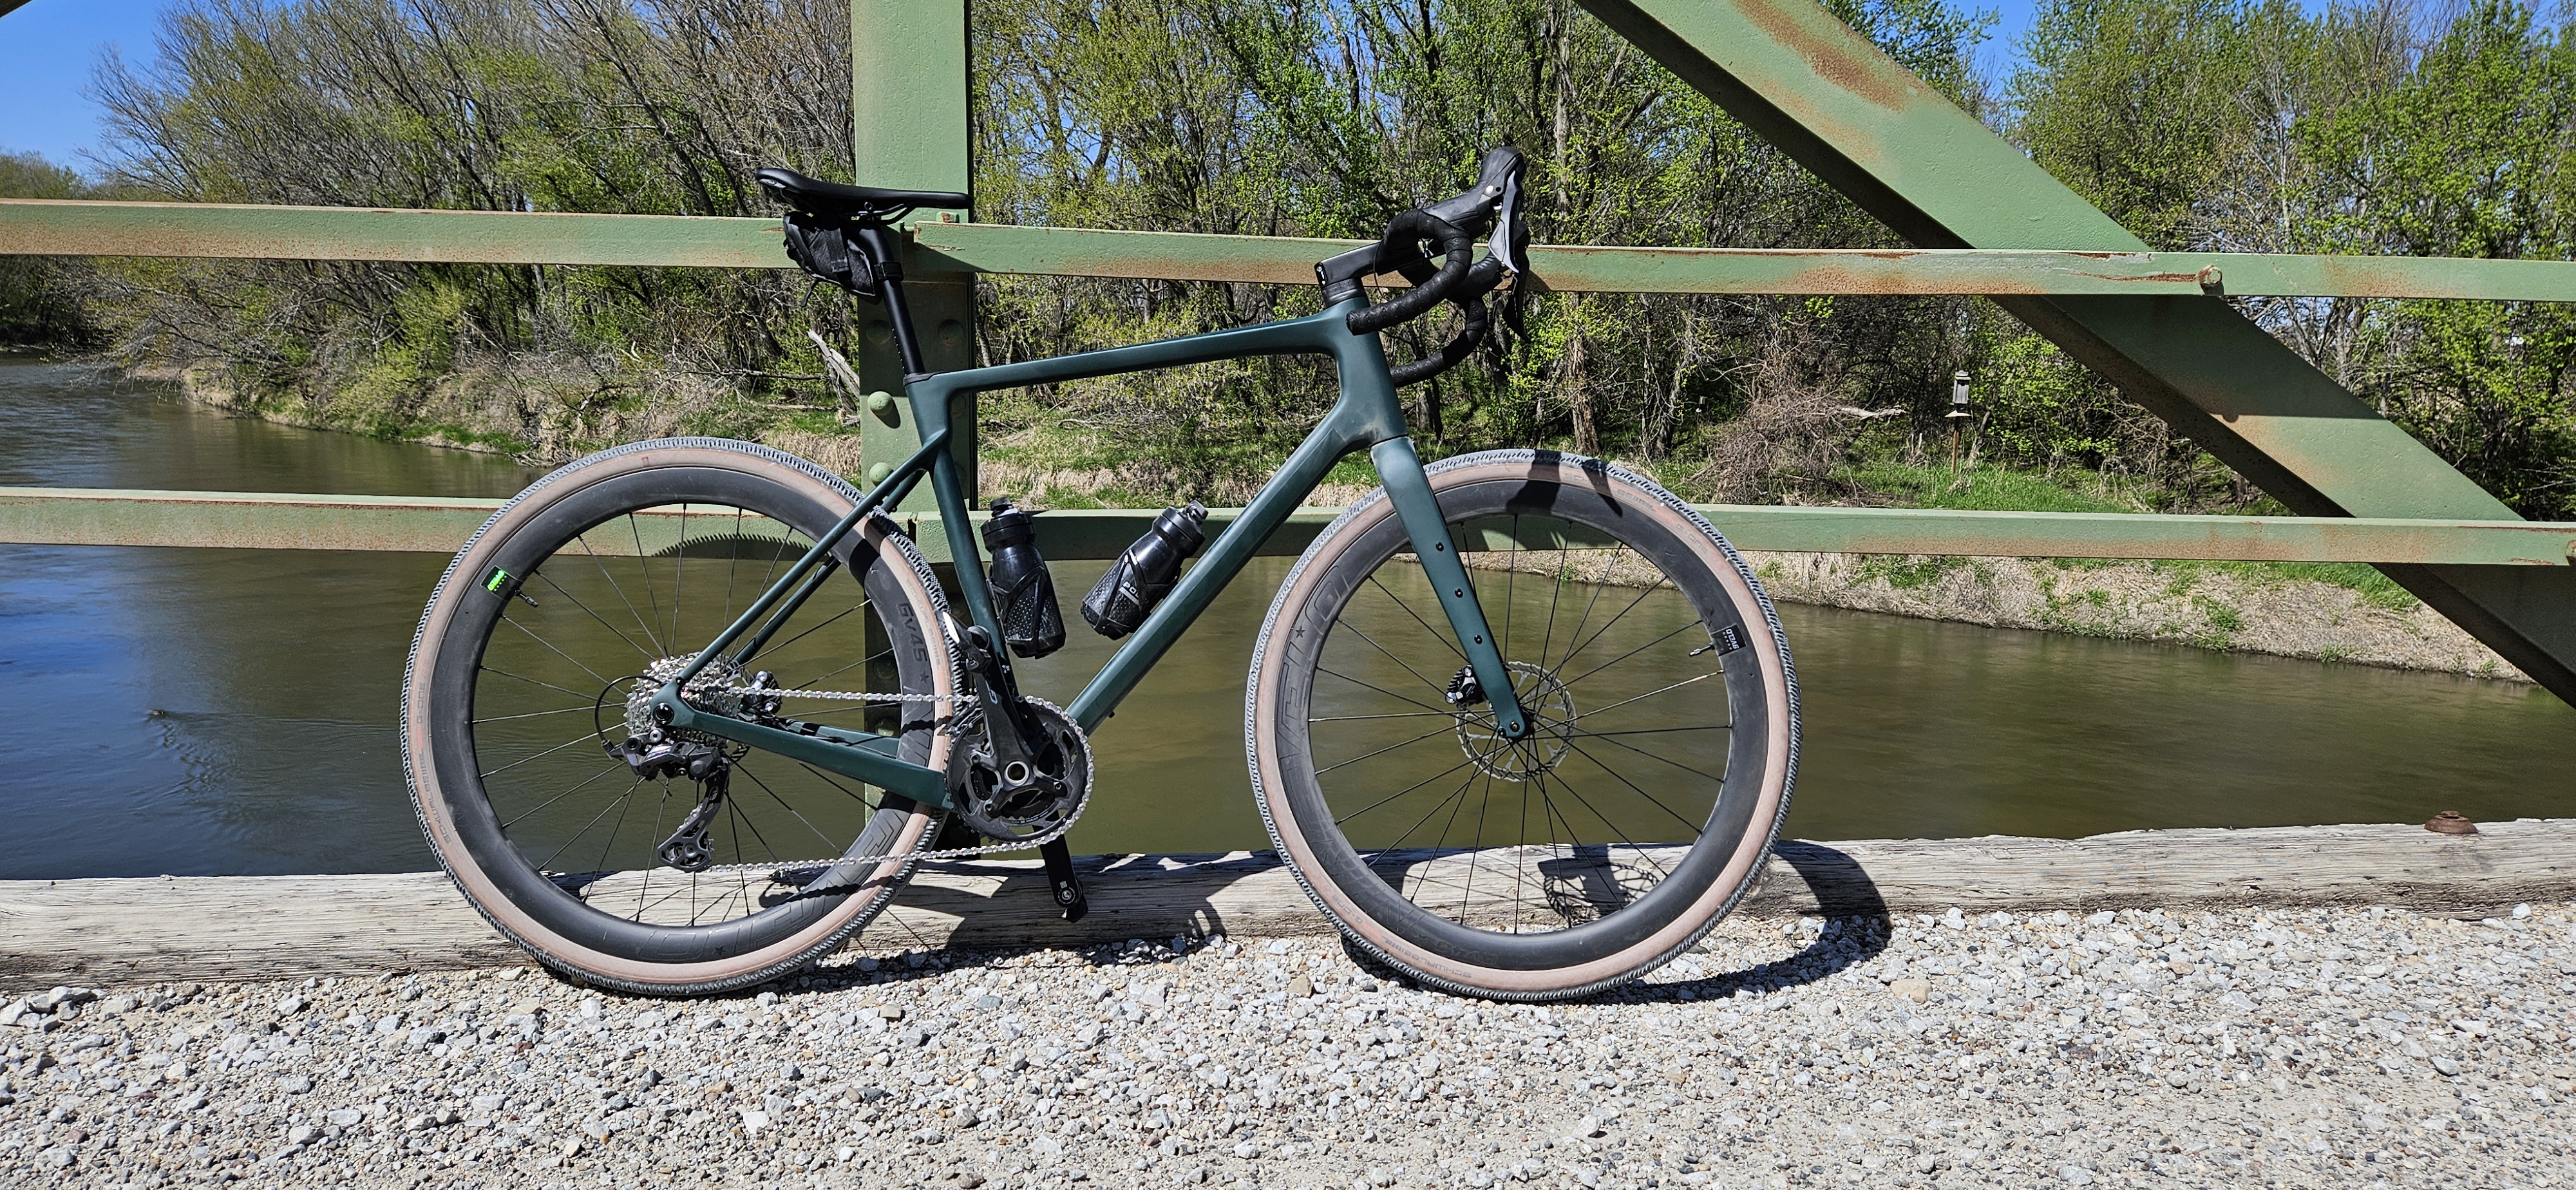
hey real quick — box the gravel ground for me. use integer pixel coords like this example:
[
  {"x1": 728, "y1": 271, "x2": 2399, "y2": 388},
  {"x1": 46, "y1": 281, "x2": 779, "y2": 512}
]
[{"x1": 4, "y1": 902, "x2": 2573, "y2": 1189}]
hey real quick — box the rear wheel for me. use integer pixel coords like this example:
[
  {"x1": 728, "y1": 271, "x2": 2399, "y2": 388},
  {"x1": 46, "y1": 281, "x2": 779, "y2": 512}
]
[
  {"x1": 402, "y1": 438, "x2": 954, "y2": 995},
  {"x1": 1247, "y1": 450, "x2": 1797, "y2": 999}
]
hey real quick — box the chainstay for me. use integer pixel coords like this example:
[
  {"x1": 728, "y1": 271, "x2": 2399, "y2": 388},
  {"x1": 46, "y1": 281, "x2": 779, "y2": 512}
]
[{"x1": 657, "y1": 695, "x2": 1095, "y2": 894}]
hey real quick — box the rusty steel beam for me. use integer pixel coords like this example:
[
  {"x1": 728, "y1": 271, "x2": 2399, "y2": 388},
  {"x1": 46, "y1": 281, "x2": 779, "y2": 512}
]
[
  {"x1": 1578, "y1": 0, "x2": 2576, "y2": 705},
  {"x1": 8, "y1": 487, "x2": 2571, "y2": 566},
  {"x1": 0, "y1": 200, "x2": 786, "y2": 267},
  {"x1": 9, "y1": 200, "x2": 2576, "y2": 303},
  {"x1": 906, "y1": 222, "x2": 2576, "y2": 302}
]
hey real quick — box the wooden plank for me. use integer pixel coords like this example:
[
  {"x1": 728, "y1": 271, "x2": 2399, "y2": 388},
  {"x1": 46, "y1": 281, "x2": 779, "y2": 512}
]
[{"x1": 3, "y1": 819, "x2": 2567, "y2": 992}]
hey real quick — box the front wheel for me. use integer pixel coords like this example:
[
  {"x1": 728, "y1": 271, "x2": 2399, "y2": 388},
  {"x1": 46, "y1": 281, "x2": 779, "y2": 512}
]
[{"x1": 1247, "y1": 449, "x2": 1797, "y2": 999}]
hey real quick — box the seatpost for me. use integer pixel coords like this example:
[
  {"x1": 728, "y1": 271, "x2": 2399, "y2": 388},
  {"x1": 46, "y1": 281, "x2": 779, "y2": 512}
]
[{"x1": 851, "y1": 222, "x2": 930, "y2": 376}]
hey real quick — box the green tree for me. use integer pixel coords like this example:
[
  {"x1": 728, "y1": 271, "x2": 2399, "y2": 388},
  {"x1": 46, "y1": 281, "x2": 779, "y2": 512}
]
[{"x1": 0, "y1": 151, "x2": 93, "y2": 347}]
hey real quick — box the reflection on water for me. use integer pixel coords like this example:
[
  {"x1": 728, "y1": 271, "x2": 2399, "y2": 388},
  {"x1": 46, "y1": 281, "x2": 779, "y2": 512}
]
[{"x1": 3, "y1": 357, "x2": 2571, "y2": 879}]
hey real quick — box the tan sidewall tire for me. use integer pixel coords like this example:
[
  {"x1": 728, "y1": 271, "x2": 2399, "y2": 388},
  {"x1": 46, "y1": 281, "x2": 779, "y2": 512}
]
[
  {"x1": 401, "y1": 440, "x2": 950, "y2": 993},
  {"x1": 1247, "y1": 451, "x2": 1795, "y2": 999}
]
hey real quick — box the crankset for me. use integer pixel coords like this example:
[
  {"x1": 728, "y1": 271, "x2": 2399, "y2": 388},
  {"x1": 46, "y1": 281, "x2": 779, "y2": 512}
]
[{"x1": 945, "y1": 618, "x2": 1095, "y2": 919}]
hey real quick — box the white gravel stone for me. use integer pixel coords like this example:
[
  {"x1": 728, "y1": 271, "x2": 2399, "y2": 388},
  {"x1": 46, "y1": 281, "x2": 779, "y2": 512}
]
[{"x1": 3, "y1": 905, "x2": 2572, "y2": 1187}]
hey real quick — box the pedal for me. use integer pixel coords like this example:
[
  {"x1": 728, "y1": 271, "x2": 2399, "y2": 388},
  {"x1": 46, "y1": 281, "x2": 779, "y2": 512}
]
[{"x1": 1039, "y1": 838, "x2": 1088, "y2": 923}]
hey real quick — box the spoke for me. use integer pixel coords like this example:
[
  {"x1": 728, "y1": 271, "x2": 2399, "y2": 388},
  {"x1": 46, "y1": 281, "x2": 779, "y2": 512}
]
[
  {"x1": 1576, "y1": 672, "x2": 1719, "y2": 721},
  {"x1": 498, "y1": 759, "x2": 629, "y2": 831},
  {"x1": 534, "y1": 777, "x2": 648, "y2": 874},
  {"x1": 1551, "y1": 549, "x2": 1622, "y2": 673},
  {"x1": 1329, "y1": 616, "x2": 1458, "y2": 701},
  {"x1": 794, "y1": 761, "x2": 881, "y2": 809},
  {"x1": 1553, "y1": 581, "x2": 1663, "y2": 675},
  {"x1": 724, "y1": 507, "x2": 745, "y2": 623},
  {"x1": 592, "y1": 772, "x2": 641, "y2": 876},
  {"x1": 533, "y1": 571, "x2": 657, "y2": 662},
  {"x1": 752, "y1": 601, "x2": 866, "y2": 668},
  {"x1": 638, "y1": 785, "x2": 670, "y2": 921},
  {"x1": 1560, "y1": 723, "x2": 1732, "y2": 740},
  {"x1": 1312, "y1": 722, "x2": 1461, "y2": 778},
  {"x1": 1410, "y1": 766, "x2": 1476, "y2": 907},
  {"x1": 472, "y1": 704, "x2": 593, "y2": 726},
  {"x1": 478, "y1": 730, "x2": 612, "y2": 780},
  {"x1": 576, "y1": 533, "x2": 665, "y2": 656},
  {"x1": 498, "y1": 614, "x2": 617, "y2": 690},
  {"x1": 1534, "y1": 763, "x2": 1678, "y2": 880},
  {"x1": 727, "y1": 788, "x2": 788, "y2": 871},
  {"x1": 627, "y1": 514, "x2": 667, "y2": 653},
  {"x1": 1312, "y1": 667, "x2": 1455, "y2": 716},
  {"x1": 1535, "y1": 536, "x2": 1573, "y2": 672},
  {"x1": 1573, "y1": 732, "x2": 1733, "y2": 791},
  {"x1": 1307, "y1": 710, "x2": 1460, "y2": 723},
  {"x1": 1515, "y1": 762, "x2": 1534, "y2": 933},
  {"x1": 735, "y1": 763, "x2": 845, "y2": 854},
  {"x1": 793, "y1": 643, "x2": 898, "y2": 692},
  {"x1": 1499, "y1": 515, "x2": 1519, "y2": 661},
  {"x1": 1461, "y1": 766, "x2": 1495, "y2": 923},
  {"x1": 1373, "y1": 767, "x2": 1478, "y2": 867},
  {"x1": 1363, "y1": 573, "x2": 1469, "y2": 666},
  {"x1": 1558, "y1": 619, "x2": 1703, "y2": 692},
  {"x1": 1329, "y1": 753, "x2": 1479, "y2": 828},
  {"x1": 478, "y1": 665, "x2": 601, "y2": 704},
  {"x1": 1559, "y1": 740, "x2": 1714, "y2": 836},
  {"x1": 670, "y1": 504, "x2": 688, "y2": 650}
]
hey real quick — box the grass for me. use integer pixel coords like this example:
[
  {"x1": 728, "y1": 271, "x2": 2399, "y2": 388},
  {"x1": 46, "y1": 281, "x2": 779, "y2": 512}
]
[{"x1": 1844, "y1": 460, "x2": 2419, "y2": 611}]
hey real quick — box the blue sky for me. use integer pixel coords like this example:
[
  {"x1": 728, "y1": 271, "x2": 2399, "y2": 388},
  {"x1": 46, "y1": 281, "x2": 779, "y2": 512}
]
[
  {"x1": 0, "y1": 0, "x2": 171, "y2": 167},
  {"x1": 1, "y1": 0, "x2": 2065, "y2": 171}
]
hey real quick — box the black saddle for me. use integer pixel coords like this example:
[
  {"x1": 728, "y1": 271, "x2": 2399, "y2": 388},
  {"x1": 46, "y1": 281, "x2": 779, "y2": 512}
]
[{"x1": 754, "y1": 167, "x2": 966, "y2": 220}]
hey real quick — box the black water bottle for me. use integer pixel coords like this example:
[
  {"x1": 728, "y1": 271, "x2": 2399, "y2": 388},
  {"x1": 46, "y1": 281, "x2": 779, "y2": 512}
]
[
  {"x1": 1081, "y1": 502, "x2": 1208, "y2": 639},
  {"x1": 981, "y1": 499, "x2": 1065, "y2": 659}
]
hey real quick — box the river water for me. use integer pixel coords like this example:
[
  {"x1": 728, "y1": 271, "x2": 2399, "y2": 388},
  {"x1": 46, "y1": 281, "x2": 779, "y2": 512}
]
[{"x1": 3, "y1": 358, "x2": 2569, "y2": 879}]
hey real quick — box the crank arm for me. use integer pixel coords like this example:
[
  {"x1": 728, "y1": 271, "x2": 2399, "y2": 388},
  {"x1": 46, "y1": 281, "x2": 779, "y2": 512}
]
[
  {"x1": 957, "y1": 623, "x2": 1054, "y2": 782},
  {"x1": 1040, "y1": 838, "x2": 1087, "y2": 923}
]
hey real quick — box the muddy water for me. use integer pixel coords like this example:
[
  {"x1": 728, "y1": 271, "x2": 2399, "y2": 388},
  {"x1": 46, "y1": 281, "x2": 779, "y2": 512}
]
[{"x1": 3, "y1": 358, "x2": 2569, "y2": 879}]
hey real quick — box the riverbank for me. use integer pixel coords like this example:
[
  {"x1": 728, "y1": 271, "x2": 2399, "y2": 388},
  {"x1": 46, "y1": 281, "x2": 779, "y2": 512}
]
[
  {"x1": 167, "y1": 358, "x2": 869, "y2": 480},
  {"x1": 1745, "y1": 551, "x2": 2526, "y2": 683},
  {"x1": 3, "y1": 900, "x2": 2568, "y2": 1189}
]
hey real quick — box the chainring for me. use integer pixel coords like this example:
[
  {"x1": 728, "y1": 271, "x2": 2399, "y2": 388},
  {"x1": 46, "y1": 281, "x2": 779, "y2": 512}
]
[{"x1": 951, "y1": 698, "x2": 1092, "y2": 844}]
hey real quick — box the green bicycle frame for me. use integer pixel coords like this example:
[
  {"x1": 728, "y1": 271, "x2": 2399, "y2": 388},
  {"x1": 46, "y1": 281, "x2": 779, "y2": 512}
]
[{"x1": 654, "y1": 298, "x2": 1527, "y2": 808}]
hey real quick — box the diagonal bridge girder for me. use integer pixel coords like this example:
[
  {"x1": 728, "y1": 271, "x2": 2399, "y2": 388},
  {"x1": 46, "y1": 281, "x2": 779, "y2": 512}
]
[{"x1": 1579, "y1": 0, "x2": 2576, "y2": 704}]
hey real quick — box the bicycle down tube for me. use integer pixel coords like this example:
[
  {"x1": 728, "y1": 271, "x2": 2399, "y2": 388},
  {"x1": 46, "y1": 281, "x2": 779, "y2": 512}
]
[{"x1": 650, "y1": 298, "x2": 1531, "y2": 802}]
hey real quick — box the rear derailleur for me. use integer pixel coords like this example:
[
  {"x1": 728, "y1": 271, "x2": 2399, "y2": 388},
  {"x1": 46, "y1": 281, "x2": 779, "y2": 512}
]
[{"x1": 603, "y1": 730, "x2": 743, "y2": 874}]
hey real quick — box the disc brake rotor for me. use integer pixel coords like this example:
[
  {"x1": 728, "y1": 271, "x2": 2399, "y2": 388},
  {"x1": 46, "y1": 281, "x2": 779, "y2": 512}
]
[{"x1": 1455, "y1": 660, "x2": 1576, "y2": 781}]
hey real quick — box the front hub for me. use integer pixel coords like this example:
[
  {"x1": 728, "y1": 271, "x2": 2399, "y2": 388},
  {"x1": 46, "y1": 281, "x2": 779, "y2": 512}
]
[{"x1": 1452, "y1": 661, "x2": 1575, "y2": 781}]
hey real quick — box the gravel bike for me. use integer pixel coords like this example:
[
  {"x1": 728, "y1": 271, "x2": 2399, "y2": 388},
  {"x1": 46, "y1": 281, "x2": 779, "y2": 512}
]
[{"x1": 401, "y1": 147, "x2": 1799, "y2": 1001}]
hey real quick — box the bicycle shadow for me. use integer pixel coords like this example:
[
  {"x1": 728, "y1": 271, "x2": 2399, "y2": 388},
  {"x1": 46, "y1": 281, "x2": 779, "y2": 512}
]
[
  {"x1": 762, "y1": 841, "x2": 1892, "y2": 1003},
  {"x1": 1607, "y1": 840, "x2": 1894, "y2": 1004}
]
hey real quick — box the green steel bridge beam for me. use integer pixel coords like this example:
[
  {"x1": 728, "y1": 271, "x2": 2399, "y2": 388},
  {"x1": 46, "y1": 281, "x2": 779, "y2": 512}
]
[
  {"x1": 7, "y1": 487, "x2": 2571, "y2": 569},
  {"x1": 8, "y1": 199, "x2": 2576, "y2": 302},
  {"x1": 851, "y1": 0, "x2": 974, "y2": 511},
  {"x1": 1576, "y1": 0, "x2": 2576, "y2": 705}
]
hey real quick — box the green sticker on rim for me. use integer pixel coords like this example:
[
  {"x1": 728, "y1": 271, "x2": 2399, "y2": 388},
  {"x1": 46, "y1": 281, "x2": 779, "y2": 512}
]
[{"x1": 484, "y1": 567, "x2": 513, "y2": 594}]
